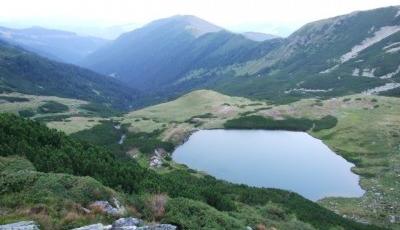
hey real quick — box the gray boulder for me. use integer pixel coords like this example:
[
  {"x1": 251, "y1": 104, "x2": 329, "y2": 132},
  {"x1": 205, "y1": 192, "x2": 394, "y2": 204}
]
[
  {"x1": 0, "y1": 221, "x2": 40, "y2": 230},
  {"x1": 72, "y1": 223, "x2": 111, "y2": 230},
  {"x1": 73, "y1": 217, "x2": 177, "y2": 230},
  {"x1": 111, "y1": 217, "x2": 143, "y2": 229},
  {"x1": 137, "y1": 224, "x2": 177, "y2": 230}
]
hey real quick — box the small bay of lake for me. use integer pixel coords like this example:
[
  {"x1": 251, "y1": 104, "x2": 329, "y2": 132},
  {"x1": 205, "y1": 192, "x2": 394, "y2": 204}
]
[{"x1": 172, "y1": 129, "x2": 364, "y2": 201}]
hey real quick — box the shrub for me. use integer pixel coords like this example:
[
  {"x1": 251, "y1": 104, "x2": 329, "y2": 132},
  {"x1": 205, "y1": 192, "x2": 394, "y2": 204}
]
[
  {"x1": 18, "y1": 109, "x2": 35, "y2": 118},
  {"x1": 163, "y1": 198, "x2": 245, "y2": 229},
  {"x1": 79, "y1": 103, "x2": 119, "y2": 117},
  {"x1": 147, "y1": 194, "x2": 168, "y2": 221},
  {"x1": 38, "y1": 101, "x2": 69, "y2": 114},
  {"x1": 224, "y1": 115, "x2": 338, "y2": 132},
  {"x1": 313, "y1": 115, "x2": 338, "y2": 132},
  {"x1": 224, "y1": 115, "x2": 314, "y2": 131}
]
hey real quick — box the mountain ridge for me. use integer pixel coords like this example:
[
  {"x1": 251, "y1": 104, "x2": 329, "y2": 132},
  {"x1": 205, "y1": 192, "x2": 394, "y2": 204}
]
[
  {"x1": 81, "y1": 6, "x2": 399, "y2": 103},
  {"x1": 0, "y1": 40, "x2": 142, "y2": 110},
  {"x1": 0, "y1": 26, "x2": 109, "y2": 64}
]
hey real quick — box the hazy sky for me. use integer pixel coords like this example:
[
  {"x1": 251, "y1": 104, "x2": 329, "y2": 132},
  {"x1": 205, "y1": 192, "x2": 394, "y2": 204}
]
[{"x1": 0, "y1": 0, "x2": 399, "y2": 37}]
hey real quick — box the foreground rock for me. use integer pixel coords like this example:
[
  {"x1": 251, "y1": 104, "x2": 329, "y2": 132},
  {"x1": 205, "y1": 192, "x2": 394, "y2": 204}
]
[
  {"x1": 0, "y1": 217, "x2": 176, "y2": 230},
  {"x1": 73, "y1": 217, "x2": 177, "y2": 230},
  {"x1": 136, "y1": 225, "x2": 176, "y2": 230},
  {"x1": 112, "y1": 217, "x2": 143, "y2": 229},
  {"x1": 73, "y1": 223, "x2": 110, "y2": 230},
  {"x1": 0, "y1": 221, "x2": 40, "y2": 230}
]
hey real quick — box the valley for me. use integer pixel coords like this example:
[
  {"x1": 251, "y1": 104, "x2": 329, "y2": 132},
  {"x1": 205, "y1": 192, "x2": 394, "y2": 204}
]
[
  {"x1": 0, "y1": 3, "x2": 399, "y2": 230},
  {"x1": 5, "y1": 89, "x2": 398, "y2": 229}
]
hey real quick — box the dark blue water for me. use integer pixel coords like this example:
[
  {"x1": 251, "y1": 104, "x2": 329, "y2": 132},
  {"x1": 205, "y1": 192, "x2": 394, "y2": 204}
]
[{"x1": 172, "y1": 130, "x2": 364, "y2": 200}]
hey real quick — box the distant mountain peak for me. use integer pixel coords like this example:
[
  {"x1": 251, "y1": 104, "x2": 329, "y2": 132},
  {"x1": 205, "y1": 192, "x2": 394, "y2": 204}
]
[
  {"x1": 147, "y1": 14, "x2": 223, "y2": 38},
  {"x1": 241, "y1": 32, "x2": 280, "y2": 41}
]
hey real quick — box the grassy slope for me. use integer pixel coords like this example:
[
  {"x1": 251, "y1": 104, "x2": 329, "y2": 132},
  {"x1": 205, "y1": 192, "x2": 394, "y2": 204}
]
[
  {"x1": 0, "y1": 156, "x2": 119, "y2": 230},
  {"x1": 122, "y1": 90, "x2": 270, "y2": 142},
  {"x1": 0, "y1": 92, "x2": 105, "y2": 134},
  {"x1": 121, "y1": 90, "x2": 400, "y2": 229}
]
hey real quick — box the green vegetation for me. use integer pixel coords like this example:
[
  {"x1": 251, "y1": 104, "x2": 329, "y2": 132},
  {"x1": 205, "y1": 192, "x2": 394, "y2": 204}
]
[
  {"x1": 379, "y1": 87, "x2": 400, "y2": 98},
  {"x1": 34, "y1": 114, "x2": 71, "y2": 122},
  {"x1": 224, "y1": 115, "x2": 314, "y2": 131},
  {"x1": 224, "y1": 115, "x2": 338, "y2": 132},
  {"x1": 313, "y1": 115, "x2": 338, "y2": 132},
  {"x1": 0, "y1": 96, "x2": 30, "y2": 103},
  {"x1": 79, "y1": 103, "x2": 121, "y2": 117},
  {"x1": 0, "y1": 113, "x2": 379, "y2": 229},
  {"x1": 0, "y1": 156, "x2": 118, "y2": 229},
  {"x1": 18, "y1": 109, "x2": 35, "y2": 118},
  {"x1": 163, "y1": 198, "x2": 245, "y2": 229},
  {"x1": 71, "y1": 121, "x2": 174, "y2": 156},
  {"x1": 37, "y1": 101, "x2": 69, "y2": 114}
]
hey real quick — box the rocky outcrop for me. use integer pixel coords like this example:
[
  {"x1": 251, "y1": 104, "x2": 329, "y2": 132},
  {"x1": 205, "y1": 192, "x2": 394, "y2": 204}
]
[
  {"x1": 73, "y1": 217, "x2": 177, "y2": 230},
  {"x1": 150, "y1": 148, "x2": 168, "y2": 168},
  {"x1": 89, "y1": 197, "x2": 126, "y2": 216},
  {"x1": 111, "y1": 217, "x2": 143, "y2": 229},
  {"x1": 0, "y1": 221, "x2": 40, "y2": 230},
  {"x1": 73, "y1": 223, "x2": 110, "y2": 230},
  {"x1": 0, "y1": 215, "x2": 176, "y2": 230}
]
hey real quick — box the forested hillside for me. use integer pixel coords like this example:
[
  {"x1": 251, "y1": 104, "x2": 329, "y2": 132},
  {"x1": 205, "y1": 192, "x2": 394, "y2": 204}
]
[{"x1": 0, "y1": 40, "x2": 142, "y2": 110}]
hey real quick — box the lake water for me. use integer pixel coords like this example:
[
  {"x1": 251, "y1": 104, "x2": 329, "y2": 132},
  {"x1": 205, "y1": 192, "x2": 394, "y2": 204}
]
[{"x1": 172, "y1": 130, "x2": 364, "y2": 201}]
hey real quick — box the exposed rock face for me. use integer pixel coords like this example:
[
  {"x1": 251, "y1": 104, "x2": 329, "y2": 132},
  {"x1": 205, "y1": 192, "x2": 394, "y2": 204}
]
[
  {"x1": 89, "y1": 198, "x2": 126, "y2": 216},
  {"x1": 150, "y1": 148, "x2": 168, "y2": 168},
  {"x1": 0, "y1": 221, "x2": 40, "y2": 230}
]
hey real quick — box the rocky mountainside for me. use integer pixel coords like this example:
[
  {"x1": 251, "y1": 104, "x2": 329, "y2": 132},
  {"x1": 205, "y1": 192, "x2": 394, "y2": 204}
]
[
  {"x1": 0, "y1": 26, "x2": 108, "y2": 64},
  {"x1": 82, "y1": 6, "x2": 400, "y2": 103},
  {"x1": 200, "y1": 6, "x2": 400, "y2": 102},
  {"x1": 0, "y1": 40, "x2": 141, "y2": 110}
]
